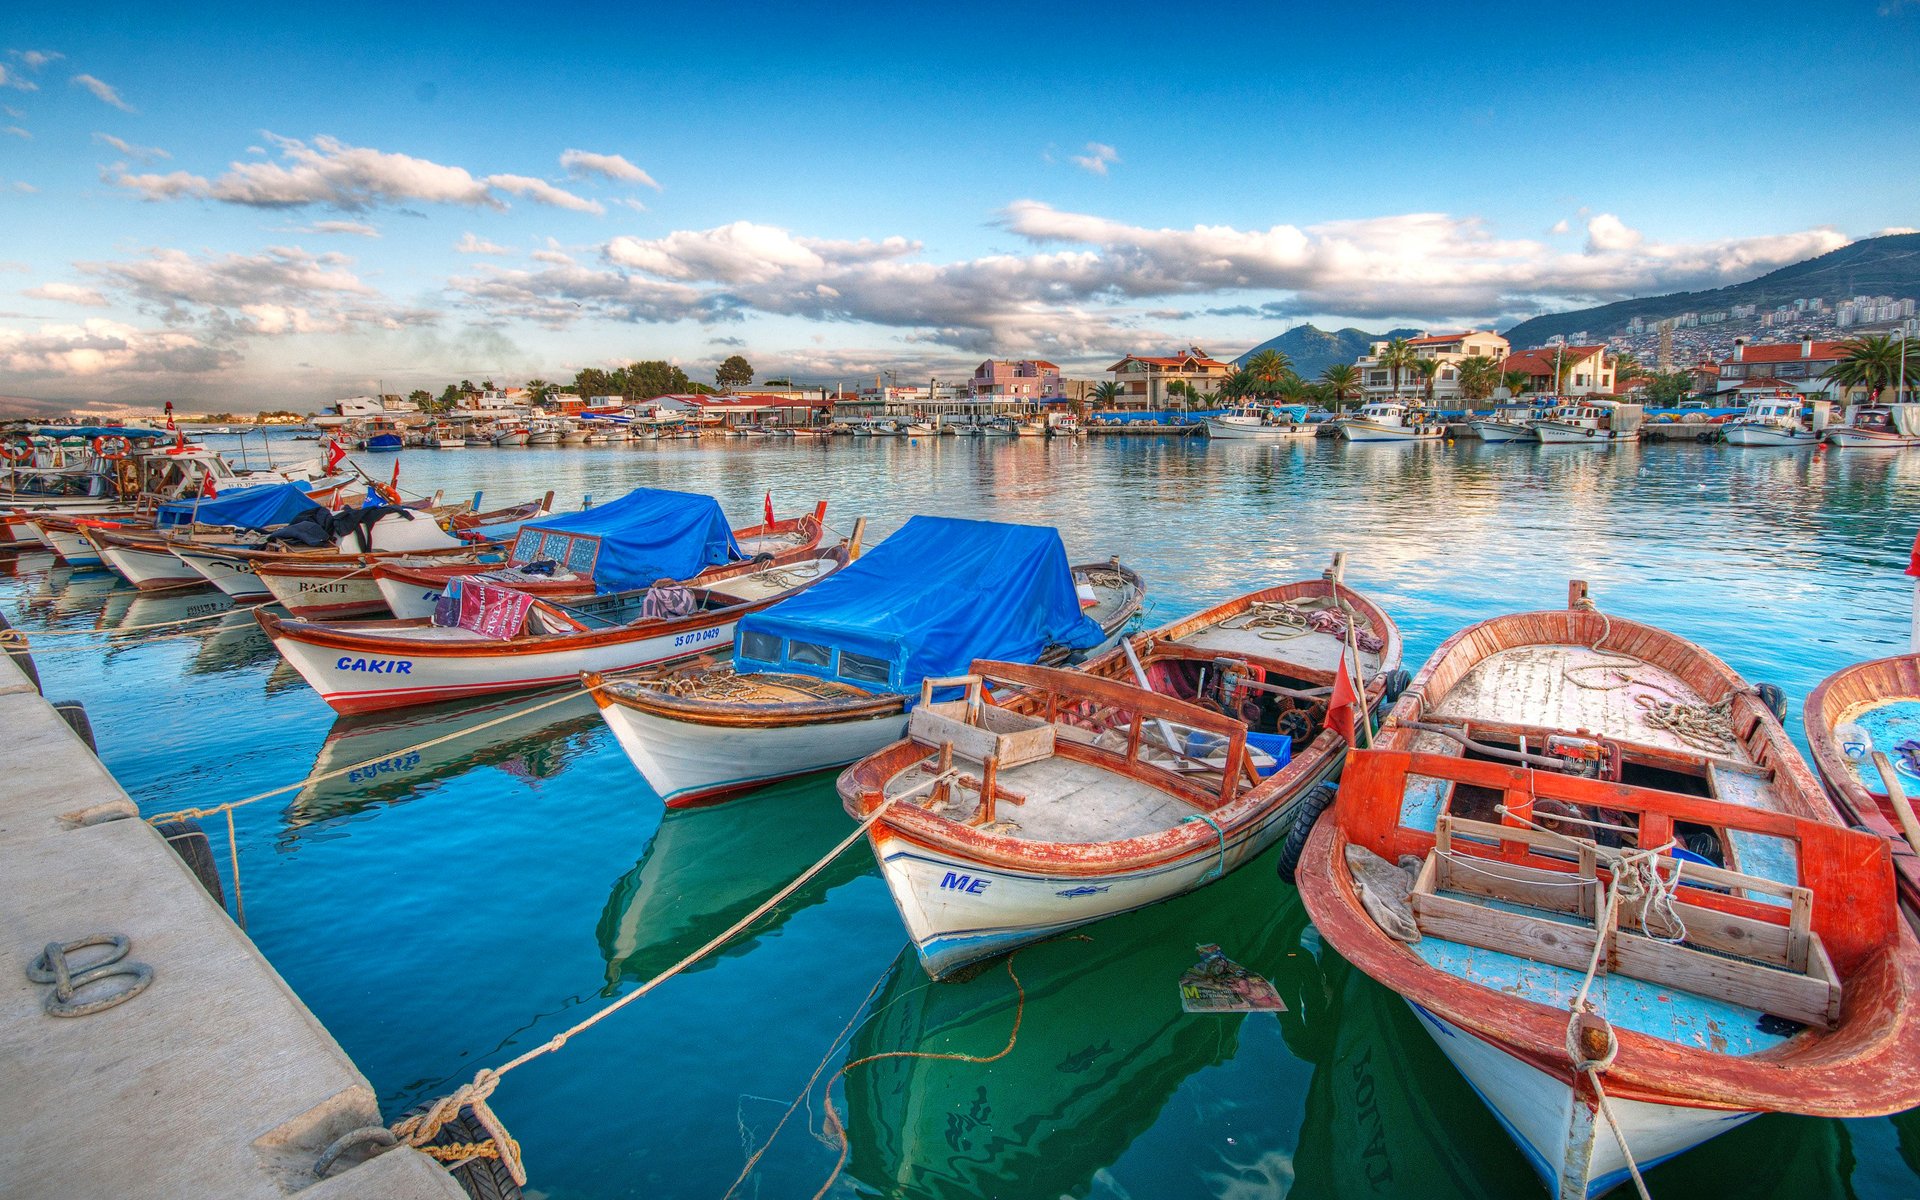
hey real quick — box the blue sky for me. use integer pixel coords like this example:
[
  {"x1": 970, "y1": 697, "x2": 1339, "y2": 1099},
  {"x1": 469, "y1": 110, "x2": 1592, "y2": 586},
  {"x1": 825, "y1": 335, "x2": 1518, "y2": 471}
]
[{"x1": 2, "y1": 0, "x2": 1916, "y2": 407}]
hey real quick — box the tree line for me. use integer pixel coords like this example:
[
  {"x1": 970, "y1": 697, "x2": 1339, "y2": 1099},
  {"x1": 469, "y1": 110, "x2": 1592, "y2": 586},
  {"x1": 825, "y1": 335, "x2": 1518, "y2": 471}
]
[{"x1": 405, "y1": 355, "x2": 758, "y2": 413}]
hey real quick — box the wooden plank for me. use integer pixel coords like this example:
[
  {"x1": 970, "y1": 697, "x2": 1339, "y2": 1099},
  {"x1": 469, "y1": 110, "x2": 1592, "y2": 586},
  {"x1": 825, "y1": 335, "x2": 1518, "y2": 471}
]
[
  {"x1": 1444, "y1": 814, "x2": 1803, "y2": 900},
  {"x1": 1411, "y1": 891, "x2": 1602, "y2": 973},
  {"x1": 1806, "y1": 934, "x2": 1843, "y2": 1027},
  {"x1": 1611, "y1": 932, "x2": 1838, "y2": 1029},
  {"x1": 1436, "y1": 853, "x2": 1598, "y2": 916},
  {"x1": 1617, "y1": 899, "x2": 1794, "y2": 968}
]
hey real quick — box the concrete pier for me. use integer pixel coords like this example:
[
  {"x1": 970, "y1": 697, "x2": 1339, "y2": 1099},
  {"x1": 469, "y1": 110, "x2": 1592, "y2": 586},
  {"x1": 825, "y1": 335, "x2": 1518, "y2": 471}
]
[{"x1": 0, "y1": 652, "x2": 464, "y2": 1199}]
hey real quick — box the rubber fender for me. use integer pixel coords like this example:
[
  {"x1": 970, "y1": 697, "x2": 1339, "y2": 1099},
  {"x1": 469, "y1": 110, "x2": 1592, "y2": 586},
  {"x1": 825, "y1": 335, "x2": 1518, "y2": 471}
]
[
  {"x1": 1277, "y1": 781, "x2": 1340, "y2": 886},
  {"x1": 0, "y1": 612, "x2": 41, "y2": 694},
  {"x1": 152, "y1": 817, "x2": 226, "y2": 909},
  {"x1": 1379, "y1": 668, "x2": 1413, "y2": 706},
  {"x1": 1754, "y1": 683, "x2": 1789, "y2": 724},
  {"x1": 397, "y1": 1107, "x2": 523, "y2": 1200},
  {"x1": 52, "y1": 700, "x2": 96, "y2": 753}
]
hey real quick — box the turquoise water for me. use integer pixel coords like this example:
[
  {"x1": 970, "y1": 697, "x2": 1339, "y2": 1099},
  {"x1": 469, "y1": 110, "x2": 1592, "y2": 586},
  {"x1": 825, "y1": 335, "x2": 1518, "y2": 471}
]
[{"x1": 5, "y1": 434, "x2": 1920, "y2": 1199}]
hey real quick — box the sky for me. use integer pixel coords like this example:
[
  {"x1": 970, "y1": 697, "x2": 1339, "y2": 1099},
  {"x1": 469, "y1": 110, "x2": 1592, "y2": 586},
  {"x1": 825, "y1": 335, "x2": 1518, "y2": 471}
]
[{"x1": 1, "y1": 0, "x2": 1916, "y2": 409}]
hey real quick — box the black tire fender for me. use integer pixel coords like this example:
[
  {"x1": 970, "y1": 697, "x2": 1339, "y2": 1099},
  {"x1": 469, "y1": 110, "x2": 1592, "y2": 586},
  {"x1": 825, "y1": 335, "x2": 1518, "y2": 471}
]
[
  {"x1": 1754, "y1": 683, "x2": 1789, "y2": 724},
  {"x1": 1277, "y1": 781, "x2": 1340, "y2": 886},
  {"x1": 53, "y1": 700, "x2": 96, "y2": 753},
  {"x1": 153, "y1": 817, "x2": 226, "y2": 908}
]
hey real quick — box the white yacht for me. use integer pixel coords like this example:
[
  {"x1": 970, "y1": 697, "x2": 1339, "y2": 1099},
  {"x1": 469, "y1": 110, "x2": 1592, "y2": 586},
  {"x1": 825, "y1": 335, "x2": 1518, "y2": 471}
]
[
  {"x1": 1722, "y1": 395, "x2": 1828, "y2": 447},
  {"x1": 1207, "y1": 402, "x2": 1315, "y2": 440},
  {"x1": 1466, "y1": 402, "x2": 1540, "y2": 443},
  {"x1": 1532, "y1": 400, "x2": 1642, "y2": 444},
  {"x1": 1339, "y1": 401, "x2": 1443, "y2": 442}
]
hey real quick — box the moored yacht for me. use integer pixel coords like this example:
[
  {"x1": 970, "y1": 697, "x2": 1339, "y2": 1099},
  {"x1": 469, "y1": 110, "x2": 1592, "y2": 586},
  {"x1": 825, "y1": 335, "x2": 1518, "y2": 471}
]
[
  {"x1": 1533, "y1": 399, "x2": 1642, "y2": 444},
  {"x1": 1824, "y1": 403, "x2": 1920, "y2": 449},
  {"x1": 1208, "y1": 402, "x2": 1315, "y2": 440},
  {"x1": 1340, "y1": 401, "x2": 1443, "y2": 442},
  {"x1": 1467, "y1": 401, "x2": 1543, "y2": 443},
  {"x1": 1723, "y1": 395, "x2": 1829, "y2": 447}
]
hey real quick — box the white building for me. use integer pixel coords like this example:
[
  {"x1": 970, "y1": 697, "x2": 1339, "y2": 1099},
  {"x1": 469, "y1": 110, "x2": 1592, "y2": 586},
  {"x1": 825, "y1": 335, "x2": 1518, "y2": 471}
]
[{"x1": 1356, "y1": 331, "x2": 1511, "y2": 402}]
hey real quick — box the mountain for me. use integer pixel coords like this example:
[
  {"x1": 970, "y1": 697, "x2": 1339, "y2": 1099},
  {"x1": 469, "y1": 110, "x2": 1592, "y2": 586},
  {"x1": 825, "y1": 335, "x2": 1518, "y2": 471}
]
[
  {"x1": 1502, "y1": 232, "x2": 1920, "y2": 347},
  {"x1": 1234, "y1": 324, "x2": 1419, "y2": 378}
]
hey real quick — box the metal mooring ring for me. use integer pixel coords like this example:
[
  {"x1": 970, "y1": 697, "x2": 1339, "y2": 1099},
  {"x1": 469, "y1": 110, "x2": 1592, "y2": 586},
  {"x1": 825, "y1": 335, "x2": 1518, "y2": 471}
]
[
  {"x1": 313, "y1": 1127, "x2": 399, "y2": 1178},
  {"x1": 44, "y1": 961, "x2": 153, "y2": 1017},
  {"x1": 27, "y1": 934, "x2": 130, "y2": 984}
]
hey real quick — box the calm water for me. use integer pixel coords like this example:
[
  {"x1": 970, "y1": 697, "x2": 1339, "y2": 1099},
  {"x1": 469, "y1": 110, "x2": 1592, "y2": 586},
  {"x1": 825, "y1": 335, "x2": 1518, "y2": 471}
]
[{"x1": 6, "y1": 434, "x2": 1920, "y2": 1200}]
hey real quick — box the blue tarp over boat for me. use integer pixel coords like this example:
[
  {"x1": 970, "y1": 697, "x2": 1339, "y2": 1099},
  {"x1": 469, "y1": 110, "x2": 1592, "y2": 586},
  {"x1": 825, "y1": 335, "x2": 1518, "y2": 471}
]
[
  {"x1": 501, "y1": 487, "x2": 742, "y2": 592},
  {"x1": 734, "y1": 516, "x2": 1104, "y2": 694},
  {"x1": 155, "y1": 482, "x2": 321, "y2": 530}
]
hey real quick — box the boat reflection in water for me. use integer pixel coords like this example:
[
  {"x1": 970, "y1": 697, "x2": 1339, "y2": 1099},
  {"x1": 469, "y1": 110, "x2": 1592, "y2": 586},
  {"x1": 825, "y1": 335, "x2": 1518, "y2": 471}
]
[
  {"x1": 596, "y1": 775, "x2": 869, "y2": 993},
  {"x1": 841, "y1": 850, "x2": 1312, "y2": 1200},
  {"x1": 283, "y1": 691, "x2": 602, "y2": 836}
]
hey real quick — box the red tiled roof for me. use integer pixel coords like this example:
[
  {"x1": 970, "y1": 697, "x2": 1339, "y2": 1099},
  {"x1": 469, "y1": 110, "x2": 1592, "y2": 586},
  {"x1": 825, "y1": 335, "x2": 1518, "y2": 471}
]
[
  {"x1": 1503, "y1": 346, "x2": 1607, "y2": 374},
  {"x1": 1108, "y1": 352, "x2": 1232, "y2": 371},
  {"x1": 1734, "y1": 340, "x2": 1847, "y2": 364}
]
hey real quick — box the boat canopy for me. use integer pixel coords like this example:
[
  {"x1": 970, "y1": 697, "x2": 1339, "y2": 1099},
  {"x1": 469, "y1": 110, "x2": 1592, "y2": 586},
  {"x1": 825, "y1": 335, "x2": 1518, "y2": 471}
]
[
  {"x1": 155, "y1": 481, "x2": 321, "y2": 530},
  {"x1": 734, "y1": 516, "x2": 1104, "y2": 694},
  {"x1": 499, "y1": 487, "x2": 742, "y2": 591}
]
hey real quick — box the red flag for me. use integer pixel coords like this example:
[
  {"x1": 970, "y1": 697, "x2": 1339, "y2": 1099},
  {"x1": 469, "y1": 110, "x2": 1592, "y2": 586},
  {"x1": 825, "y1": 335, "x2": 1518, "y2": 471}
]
[
  {"x1": 764, "y1": 491, "x2": 775, "y2": 526},
  {"x1": 1327, "y1": 652, "x2": 1360, "y2": 746},
  {"x1": 390, "y1": 459, "x2": 401, "y2": 490},
  {"x1": 164, "y1": 401, "x2": 175, "y2": 431},
  {"x1": 174, "y1": 429, "x2": 186, "y2": 451},
  {"x1": 1908, "y1": 529, "x2": 1920, "y2": 579},
  {"x1": 200, "y1": 473, "x2": 218, "y2": 500},
  {"x1": 324, "y1": 439, "x2": 347, "y2": 473}
]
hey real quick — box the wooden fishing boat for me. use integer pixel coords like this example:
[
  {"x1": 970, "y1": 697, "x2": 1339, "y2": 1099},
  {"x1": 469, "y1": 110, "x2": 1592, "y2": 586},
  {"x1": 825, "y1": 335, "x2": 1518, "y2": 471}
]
[
  {"x1": 1340, "y1": 401, "x2": 1444, "y2": 442},
  {"x1": 178, "y1": 495, "x2": 552, "y2": 605},
  {"x1": 831, "y1": 568, "x2": 1400, "y2": 979},
  {"x1": 371, "y1": 500, "x2": 828, "y2": 620},
  {"x1": 1823, "y1": 403, "x2": 1920, "y2": 449},
  {"x1": 585, "y1": 518, "x2": 1143, "y2": 809},
  {"x1": 1805, "y1": 653, "x2": 1920, "y2": 931},
  {"x1": 1533, "y1": 400, "x2": 1643, "y2": 444},
  {"x1": 1294, "y1": 582, "x2": 1920, "y2": 1198},
  {"x1": 259, "y1": 545, "x2": 850, "y2": 715}
]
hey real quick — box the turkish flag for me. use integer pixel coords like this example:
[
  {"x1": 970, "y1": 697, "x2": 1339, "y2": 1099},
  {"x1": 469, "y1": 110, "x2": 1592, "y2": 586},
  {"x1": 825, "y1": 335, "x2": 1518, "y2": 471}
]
[
  {"x1": 201, "y1": 473, "x2": 218, "y2": 500},
  {"x1": 1907, "y1": 529, "x2": 1920, "y2": 579},
  {"x1": 390, "y1": 459, "x2": 401, "y2": 490},
  {"x1": 324, "y1": 439, "x2": 347, "y2": 473},
  {"x1": 164, "y1": 400, "x2": 175, "y2": 431},
  {"x1": 1327, "y1": 652, "x2": 1360, "y2": 746},
  {"x1": 764, "y1": 491, "x2": 775, "y2": 526}
]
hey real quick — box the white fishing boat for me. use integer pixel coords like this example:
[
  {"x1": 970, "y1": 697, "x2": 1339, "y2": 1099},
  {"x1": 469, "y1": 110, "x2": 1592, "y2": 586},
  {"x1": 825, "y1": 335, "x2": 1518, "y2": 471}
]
[
  {"x1": 1207, "y1": 402, "x2": 1315, "y2": 440},
  {"x1": 1533, "y1": 400, "x2": 1643, "y2": 444},
  {"x1": 1722, "y1": 395, "x2": 1829, "y2": 447},
  {"x1": 586, "y1": 518, "x2": 1144, "y2": 808},
  {"x1": 1467, "y1": 402, "x2": 1542, "y2": 443},
  {"x1": 1823, "y1": 404, "x2": 1920, "y2": 449},
  {"x1": 526, "y1": 419, "x2": 564, "y2": 447},
  {"x1": 1340, "y1": 401, "x2": 1444, "y2": 442},
  {"x1": 491, "y1": 427, "x2": 531, "y2": 448}
]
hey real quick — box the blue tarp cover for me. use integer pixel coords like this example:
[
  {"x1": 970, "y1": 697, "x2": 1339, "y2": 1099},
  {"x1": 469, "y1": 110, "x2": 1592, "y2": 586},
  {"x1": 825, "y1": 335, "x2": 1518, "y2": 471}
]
[
  {"x1": 155, "y1": 482, "x2": 319, "y2": 530},
  {"x1": 503, "y1": 487, "x2": 741, "y2": 592},
  {"x1": 735, "y1": 516, "x2": 1105, "y2": 693}
]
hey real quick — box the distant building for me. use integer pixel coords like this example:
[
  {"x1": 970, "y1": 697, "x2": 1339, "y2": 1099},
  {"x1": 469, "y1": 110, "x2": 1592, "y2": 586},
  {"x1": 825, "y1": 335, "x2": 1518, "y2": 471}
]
[
  {"x1": 1105, "y1": 348, "x2": 1235, "y2": 408},
  {"x1": 969, "y1": 359, "x2": 1062, "y2": 402},
  {"x1": 653, "y1": 392, "x2": 833, "y2": 428},
  {"x1": 1501, "y1": 345, "x2": 1615, "y2": 397},
  {"x1": 1356, "y1": 331, "x2": 1511, "y2": 402}
]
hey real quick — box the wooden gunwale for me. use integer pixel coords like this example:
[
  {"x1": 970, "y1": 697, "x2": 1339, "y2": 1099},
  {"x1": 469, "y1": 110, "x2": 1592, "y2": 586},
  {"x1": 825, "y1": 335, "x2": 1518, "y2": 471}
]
[
  {"x1": 1130, "y1": 576, "x2": 1400, "y2": 690},
  {"x1": 1805, "y1": 653, "x2": 1920, "y2": 915},
  {"x1": 590, "y1": 560, "x2": 1147, "y2": 729},
  {"x1": 256, "y1": 547, "x2": 850, "y2": 659}
]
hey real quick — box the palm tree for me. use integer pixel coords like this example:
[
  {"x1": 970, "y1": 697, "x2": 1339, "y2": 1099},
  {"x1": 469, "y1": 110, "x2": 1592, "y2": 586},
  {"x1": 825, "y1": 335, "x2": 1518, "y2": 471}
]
[
  {"x1": 1412, "y1": 358, "x2": 1441, "y2": 404},
  {"x1": 1823, "y1": 334, "x2": 1919, "y2": 402},
  {"x1": 1218, "y1": 369, "x2": 1255, "y2": 402},
  {"x1": 1501, "y1": 369, "x2": 1532, "y2": 396},
  {"x1": 1552, "y1": 350, "x2": 1583, "y2": 395},
  {"x1": 1319, "y1": 363, "x2": 1360, "y2": 412},
  {"x1": 1611, "y1": 350, "x2": 1641, "y2": 384},
  {"x1": 1245, "y1": 349, "x2": 1294, "y2": 399},
  {"x1": 1090, "y1": 380, "x2": 1123, "y2": 410},
  {"x1": 1375, "y1": 338, "x2": 1417, "y2": 399},
  {"x1": 1455, "y1": 355, "x2": 1500, "y2": 402}
]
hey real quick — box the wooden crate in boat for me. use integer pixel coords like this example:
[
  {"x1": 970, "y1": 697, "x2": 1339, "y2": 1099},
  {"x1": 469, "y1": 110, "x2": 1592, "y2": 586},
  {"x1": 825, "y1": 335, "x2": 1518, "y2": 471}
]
[{"x1": 910, "y1": 674, "x2": 1055, "y2": 768}]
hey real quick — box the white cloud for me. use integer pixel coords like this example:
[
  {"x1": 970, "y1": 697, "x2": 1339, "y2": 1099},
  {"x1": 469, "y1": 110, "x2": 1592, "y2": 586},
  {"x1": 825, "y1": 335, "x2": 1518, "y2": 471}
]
[
  {"x1": 1071, "y1": 142, "x2": 1120, "y2": 176},
  {"x1": 455, "y1": 232, "x2": 511, "y2": 255},
  {"x1": 10, "y1": 50, "x2": 63, "y2": 70},
  {"x1": 1584, "y1": 213, "x2": 1643, "y2": 253},
  {"x1": 0, "y1": 65, "x2": 37, "y2": 92},
  {"x1": 303, "y1": 219, "x2": 380, "y2": 238},
  {"x1": 108, "y1": 133, "x2": 610, "y2": 215},
  {"x1": 24, "y1": 282, "x2": 110, "y2": 307},
  {"x1": 0, "y1": 318, "x2": 233, "y2": 376},
  {"x1": 612, "y1": 197, "x2": 648, "y2": 213},
  {"x1": 12, "y1": 180, "x2": 37, "y2": 193},
  {"x1": 559, "y1": 149, "x2": 661, "y2": 190},
  {"x1": 93, "y1": 132, "x2": 169, "y2": 162},
  {"x1": 1549, "y1": 219, "x2": 1570, "y2": 235},
  {"x1": 3, "y1": 125, "x2": 27, "y2": 139},
  {"x1": 71, "y1": 73, "x2": 134, "y2": 112},
  {"x1": 484, "y1": 172, "x2": 603, "y2": 215}
]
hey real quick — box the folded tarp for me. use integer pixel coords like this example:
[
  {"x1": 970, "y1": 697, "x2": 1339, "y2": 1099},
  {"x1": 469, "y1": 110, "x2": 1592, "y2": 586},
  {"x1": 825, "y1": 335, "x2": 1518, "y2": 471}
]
[
  {"x1": 155, "y1": 481, "x2": 321, "y2": 530},
  {"x1": 734, "y1": 515, "x2": 1104, "y2": 694},
  {"x1": 503, "y1": 487, "x2": 741, "y2": 592}
]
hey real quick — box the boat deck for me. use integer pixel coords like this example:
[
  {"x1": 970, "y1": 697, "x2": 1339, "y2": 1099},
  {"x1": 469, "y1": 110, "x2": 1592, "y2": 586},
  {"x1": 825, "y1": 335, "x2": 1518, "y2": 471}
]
[
  {"x1": 1431, "y1": 644, "x2": 1752, "y2": 763},
  {"x1": 710, "y1": 557, "x2": 834, "y2": 602},
  {"x1": 1170, "y1": 601, "x2": 1381, "y2": 677},
  {"x1": 888, "y1": 750, "x2": 1201, "y2": 844},
  {"x1": 1836, "y1": 696, "x2": 1920, "y2": 794},
  {"x1": 737, "y1": 530, "x2": 809, "y2": 556}
]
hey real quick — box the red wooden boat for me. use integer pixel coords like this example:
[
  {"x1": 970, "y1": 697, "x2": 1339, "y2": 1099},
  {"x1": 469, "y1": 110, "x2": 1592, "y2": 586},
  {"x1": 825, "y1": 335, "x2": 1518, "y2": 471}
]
[
  {"x1": 1295, "y1": 583, "x2": 1920, "y2": 1198},
  {"x1": 1805, "y1": 652, "x2": 1920, "y2": 932}
]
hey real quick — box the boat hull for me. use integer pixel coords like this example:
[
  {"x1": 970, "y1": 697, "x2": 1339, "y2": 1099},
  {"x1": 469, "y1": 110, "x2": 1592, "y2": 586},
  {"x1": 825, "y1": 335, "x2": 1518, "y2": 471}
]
[
  {"x1": 492, "y1": 432, "x2": 530, "y2": 447},
  {"x1": 32, "y1": 522, "x2": 108, "y2": 566},
  {"x1": 1824, "y1": 427, "x2": 1920, "y2": 449},
  {"x1": 172, "y1": 547, "x2": 273, "y2": 601},
  {"x1": 1341, "y1": 421, "x2": 1442, "y2": 442},
  {"x1": 255, "y1": 567, "x2": 393, "y2": 618},
  {"x1": 1408, "y1": 1003, "x2": 1755, "y2": 1199},
  {"x1": 1722, "y1": 422, "x2": 1818, "y2": 447},
  {"x1": 1468, "y1": 420, "x2": 1533, "y2": 443},
  {"x1": 97, "y1": 538, "x2": 207, "y2": 589},
  {"x1": 1534, "y1": 423, "x2": 1638, "y2": 444},
  {"x1": 264, "y1": 612, "x2": 744, "y2": 715},
  {"x1": 597, "y1": 699, "x2": 909, "y2": 807},
  {"x1": 870, "y1": 750, "x2": 1335, "y2": 979},
  {"x1": 1207, "y1": 418, "x2": 1314, "y2": 440}
]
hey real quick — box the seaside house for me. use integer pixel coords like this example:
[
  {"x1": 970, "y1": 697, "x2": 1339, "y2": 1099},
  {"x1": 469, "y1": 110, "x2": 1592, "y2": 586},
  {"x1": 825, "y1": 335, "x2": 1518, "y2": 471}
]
[
  {"x1": 1713, "y1": 338, "x2": 1850, "y2": 399},
  {"x1": 1500, "y1": 345, "x2": 1615, "y2": 397},
  {"x1": 653, "y1": 392, "x2": 833, "y2": 430},
  {"x1": 1104, "y1": 348, "x2": 1236, "y2": 408},
  {"x1": 969, "y1": 359, "x2": 1063, "y2": 407},
  {"x1": 1355, "y1": 331, "x2": 1511, "y2": 403}
]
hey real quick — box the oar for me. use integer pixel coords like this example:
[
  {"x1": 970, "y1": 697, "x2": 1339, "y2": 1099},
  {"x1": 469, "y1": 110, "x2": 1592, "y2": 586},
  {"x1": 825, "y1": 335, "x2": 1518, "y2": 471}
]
[
  {"x1": 1122, "y1": 635, "x2": 1185, "y2": 758},
  {"x1": 1872, "y1": 751, "x2": 1920, "y2": 858}
]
